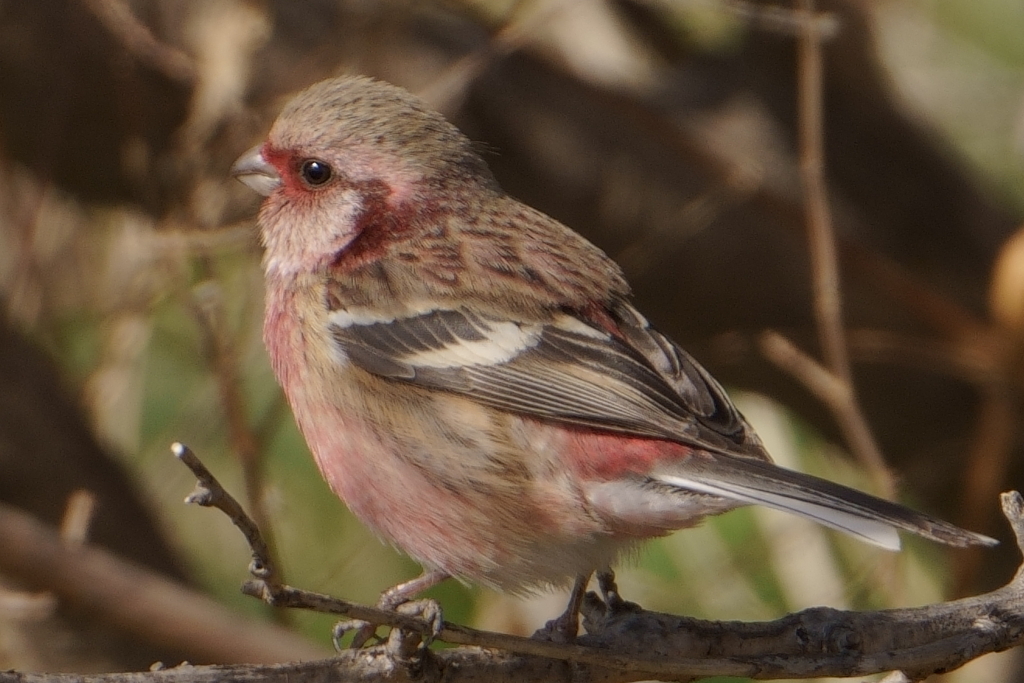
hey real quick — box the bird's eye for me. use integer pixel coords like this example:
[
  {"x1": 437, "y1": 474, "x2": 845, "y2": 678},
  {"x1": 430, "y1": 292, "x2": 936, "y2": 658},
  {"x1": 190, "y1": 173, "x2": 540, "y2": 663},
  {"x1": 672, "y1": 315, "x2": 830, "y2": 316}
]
[{"x1": 300, "y1": 159, "x2": 332, "y2": 186}]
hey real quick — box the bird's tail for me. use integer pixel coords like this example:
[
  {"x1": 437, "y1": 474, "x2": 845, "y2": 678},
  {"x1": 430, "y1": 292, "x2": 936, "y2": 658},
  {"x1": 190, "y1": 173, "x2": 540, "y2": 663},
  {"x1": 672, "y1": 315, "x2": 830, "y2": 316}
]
[{"x1": 653, "y1": 454, "x2": 997, "y2": 550}]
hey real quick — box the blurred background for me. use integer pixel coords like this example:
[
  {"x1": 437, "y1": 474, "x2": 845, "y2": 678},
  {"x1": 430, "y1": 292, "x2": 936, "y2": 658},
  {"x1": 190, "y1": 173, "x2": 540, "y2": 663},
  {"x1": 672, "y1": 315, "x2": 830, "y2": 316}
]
[{"x1": 1, "y1": 0, "x2": 1023, "y2": 680}]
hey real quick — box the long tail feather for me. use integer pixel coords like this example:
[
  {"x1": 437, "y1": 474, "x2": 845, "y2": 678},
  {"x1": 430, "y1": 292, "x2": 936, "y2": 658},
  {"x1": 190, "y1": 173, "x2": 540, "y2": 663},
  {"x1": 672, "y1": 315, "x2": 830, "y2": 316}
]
[{"x1": 654, "y1": 455, "x2": 997, "y2": 550}]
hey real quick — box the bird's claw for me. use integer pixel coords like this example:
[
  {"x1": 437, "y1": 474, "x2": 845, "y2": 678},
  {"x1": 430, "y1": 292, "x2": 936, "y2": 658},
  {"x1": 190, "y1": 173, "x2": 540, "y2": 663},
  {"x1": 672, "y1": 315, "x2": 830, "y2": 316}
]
[
  {"x1": 533, "y1": 573, "x2": 591, "y2": 642},
  {"x1": 335, "y1": 596, "x2": 444, "y2": 652},
  {"x1": 386, "y1": 599, "x2": 444, "y2": 655},
  {"x1": 535, "y1": 611, "x2": 580, "y2": 643},
  {"x1": 333, "y1": 618, "x2": 380, "y2": 650},
  {"x1": 597, "y1": 569, "x2": 641, "y2": 616}
]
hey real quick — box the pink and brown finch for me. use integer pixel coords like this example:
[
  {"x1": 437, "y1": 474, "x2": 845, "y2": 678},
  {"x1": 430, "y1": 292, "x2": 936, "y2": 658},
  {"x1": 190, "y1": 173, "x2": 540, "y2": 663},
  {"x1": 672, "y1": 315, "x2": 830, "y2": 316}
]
[{"x1": 232, "y1": 76, "x2": 994, "y2": 632}]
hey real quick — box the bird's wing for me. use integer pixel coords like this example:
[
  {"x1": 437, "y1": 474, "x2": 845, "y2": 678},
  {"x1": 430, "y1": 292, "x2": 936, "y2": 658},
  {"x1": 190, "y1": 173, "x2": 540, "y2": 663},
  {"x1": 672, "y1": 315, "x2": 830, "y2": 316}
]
[
  {"x1": 328, "y1": 302, "x2": 998, "y2": 549},
  {"x1": 328, "y1": 301, "x2": 761, "y2": 457}
]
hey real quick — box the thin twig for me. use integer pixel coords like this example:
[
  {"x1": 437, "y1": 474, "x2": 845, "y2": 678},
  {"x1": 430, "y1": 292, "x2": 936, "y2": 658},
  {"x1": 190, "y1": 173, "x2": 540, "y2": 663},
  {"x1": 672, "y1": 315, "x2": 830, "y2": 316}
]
[
  {"x1": 760, "y1": 330, "x2": 895, "y2": 498},
  {"x1": 419, "y1": 0, "x2": 585, "y2": 112},
  {"x1": 954, "y1": 387, "x2": 1018, "y2": 594},
  {"x1": 80, "y1": 0, "x2": 196, "y2": 84},
  {"x1": 191, "y1": 283, "x2": 272, "y2": 538},
  {"x1": 847, "y1": 328, "x2": 1004, "y2": 388},
  {"x1": 59, "y1": 490, "x2": 97, "y2": 546},
  {"x1": 174, "y1": 442, "x2": 707, "y2": 675},
  {"x1": 173, "y1": 443, "x2": 279, "y2": 586},
  {"x1": 242, "y1": 581, "x2": 726, "y2": 677},
  {"x1": 794, "y1": 0, "x2": 897, "y2": 499},
  {"x1": 721, "y1": 0, "x2": 840, "y2": 37},
  {"x1": 189, "y1": 282, "x2": 288, "y2": 623},
  {"x1": 796, "y1": 0, "x2": 848, "y2": 382},
  {"x1": 840, "y1": 241, "x2": 992, "y2": 343}
]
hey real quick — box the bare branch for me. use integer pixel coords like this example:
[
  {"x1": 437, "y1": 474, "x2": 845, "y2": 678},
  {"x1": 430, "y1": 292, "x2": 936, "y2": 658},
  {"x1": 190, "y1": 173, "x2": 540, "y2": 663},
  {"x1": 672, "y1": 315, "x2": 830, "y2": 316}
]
[
  {"x1": 796, "y1": 0, "x2": 848, "y2": 382},
  {"x1": 173, "y1": 443, "x2": 280, "y2": 588},
  {"x1": 955, "y1": 387, "x2": 1019, "y2": 592},
  {"x1": 79, "y1": 0, "x2": 196, "y2": 85},
  {"x1": 0, "y1": 498, "x2": 326, "y2": 665},
  {"x1": 59, "y1": 490, "x2": 97, "y2": 545},
  {"x1": 0, "y1": 452, "x2": 1020, "y2": 681},
  {"x1": 793, "y1": 0, "x2": 897, "y2": 500},
  {"x1": 721, "y1": 0, "x2": 839, "y2": 37},
  {"x1": 188, "y1": 286, "x2": 286, "y2": 604},
  {"x1": 162, "y1": 446, "x2": 1024, "y2": 681},
  {"x1": 3, "y1": 487, "x2": 1024, "y2": 681},
  {"x1": 847, "y1": 328, "x2": 1003, "y2": 387},
  {"x1": 419, "y1": 0, "x2": 588, "y2": 113},
  {"x1": 760, "y1": 330, "x2": 895, "y2": 498}
]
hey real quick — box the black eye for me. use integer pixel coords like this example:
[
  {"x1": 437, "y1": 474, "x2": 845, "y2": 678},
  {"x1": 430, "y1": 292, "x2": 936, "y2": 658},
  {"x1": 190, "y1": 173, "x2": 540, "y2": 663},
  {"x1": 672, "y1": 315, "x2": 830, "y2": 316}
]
[{"x1": 300, "y1": 159, "x2": 332, "y2": 186}]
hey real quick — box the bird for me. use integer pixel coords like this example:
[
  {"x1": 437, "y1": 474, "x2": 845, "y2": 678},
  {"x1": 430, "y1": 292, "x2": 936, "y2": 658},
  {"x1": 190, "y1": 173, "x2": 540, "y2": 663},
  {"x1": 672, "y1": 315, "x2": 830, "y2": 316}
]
[{"x1": 231, "y1": 75, "x2": 995, "y2": 637}]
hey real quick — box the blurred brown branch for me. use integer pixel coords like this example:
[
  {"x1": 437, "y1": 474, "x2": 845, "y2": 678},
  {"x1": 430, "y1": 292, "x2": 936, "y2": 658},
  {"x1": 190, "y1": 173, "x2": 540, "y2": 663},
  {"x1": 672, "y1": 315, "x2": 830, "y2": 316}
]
[
  {"x1": 759, "y1": 329, "x2": 893, "y2": 497},
  {"x1": 0, "y1": 498, "x2": 327, "y2": 665},
  {"x1": 793, "y1": 0, "x2": 893, "y2": 498},
  {"x1": 418, "y1": 0, "x2": 583, "y2": 112},
  {"x1": 721, "y1": 0, "x2": 840, "y2": 37},
  {"x1": 80, "y1": 0, "x2": 196, "y2": 84},
  {"x1": 797, "y1": 0, "x2": 847, "y2": 382},
  {"x1": 957, "y1": 387, "x2": 1020, "y2": 594}
]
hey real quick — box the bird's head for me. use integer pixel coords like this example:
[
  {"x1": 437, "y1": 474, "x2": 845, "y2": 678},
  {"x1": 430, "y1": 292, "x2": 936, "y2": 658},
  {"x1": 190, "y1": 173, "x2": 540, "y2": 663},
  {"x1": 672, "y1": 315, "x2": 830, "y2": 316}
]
[{"x1": 232, "y1": 76, "x2": 496, "y2": 277}]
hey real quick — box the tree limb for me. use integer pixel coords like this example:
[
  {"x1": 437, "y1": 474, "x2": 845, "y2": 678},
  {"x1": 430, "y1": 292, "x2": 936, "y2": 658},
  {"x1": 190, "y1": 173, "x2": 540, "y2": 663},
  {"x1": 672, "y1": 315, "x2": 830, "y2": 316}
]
[
  {"x1": 2, "y1": 449, "x2": 1022, "y2": 682},
  {"x1": 0, "y1": 501, "x2": 326, "y2": 665},
  {"x1": 179, "y1": 446, "x2": 1024, "y2": 681}
]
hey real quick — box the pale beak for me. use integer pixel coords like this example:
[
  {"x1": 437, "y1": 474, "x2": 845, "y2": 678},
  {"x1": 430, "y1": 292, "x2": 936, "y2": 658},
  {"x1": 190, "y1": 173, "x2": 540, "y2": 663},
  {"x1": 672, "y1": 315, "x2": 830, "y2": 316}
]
[{"x1": 231, "y1": 145, "x2": 281, "y2": 197}]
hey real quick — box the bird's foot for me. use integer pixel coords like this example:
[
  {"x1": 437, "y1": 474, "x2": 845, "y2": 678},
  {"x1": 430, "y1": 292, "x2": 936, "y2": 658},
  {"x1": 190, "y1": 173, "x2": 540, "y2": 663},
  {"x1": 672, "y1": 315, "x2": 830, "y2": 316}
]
[
  {"x1": 336, "y1": 569, "x2": 449, "y2": 650},
  {"x1": 332, "y1": 618, "x2": 377, "y2": 650},
  {"x1": 533, "y1": 573, "x2": 590, "y2": 642},
  {"x1": 386, "y1": 599, "x2": 444, "y2": 655},
  {"x1": 578, "y1": 569, "x2": 643, "y2": 637},
  {"x1": 596, "y1": 569, "x2": 640, "y2": 616}
]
